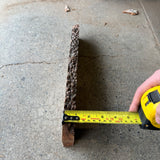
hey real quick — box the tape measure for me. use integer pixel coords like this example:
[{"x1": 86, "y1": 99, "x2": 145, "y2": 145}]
[
  {"x1": 63, "y1": 110, "x2": 142, "y2": 124},
  {"x1": 63, "y1": 86, "x2": 160, "y2": 130}
]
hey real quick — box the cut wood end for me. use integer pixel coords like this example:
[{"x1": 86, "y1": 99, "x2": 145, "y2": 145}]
[{"x1": 62, "y1": 124, "x2": 75, "y2": 147}]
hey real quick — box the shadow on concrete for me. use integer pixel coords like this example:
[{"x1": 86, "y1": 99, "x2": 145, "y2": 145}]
[
  {"x1": 76, "y1": 39, "x2": 108, "y2": 111},
  {"x1": 74, "y1": 40, "x2": 140, "y2": 147},
  {"x1": 75, "y1": 39, "x2": 110, "y2": 141}
]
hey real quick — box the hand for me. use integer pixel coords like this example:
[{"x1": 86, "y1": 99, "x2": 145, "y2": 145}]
[{"x1": 129, "y1": 69, "x2": 160, "y2": 124}]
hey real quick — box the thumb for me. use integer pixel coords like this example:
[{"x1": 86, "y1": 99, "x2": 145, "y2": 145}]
[{"x1": 155, "y1": 103, "x2": 160, "y2": 124}]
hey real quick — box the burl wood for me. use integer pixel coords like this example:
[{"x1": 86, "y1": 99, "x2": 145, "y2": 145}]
[{"x1": 62, "y1": 25, "x2": 79, "y2": 147}]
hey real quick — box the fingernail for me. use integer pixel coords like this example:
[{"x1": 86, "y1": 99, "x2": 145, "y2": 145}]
[
  {"x1": 156, "y1": 117, "x2": 160, "y2": 124},
  {"x1": 156, "y1": 104, "x2": 160, "y2": 124}
]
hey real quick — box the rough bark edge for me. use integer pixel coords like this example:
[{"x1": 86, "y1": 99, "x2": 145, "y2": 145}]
[{"x1": 62, "y1": 24, "x2": 79, "y2": 147}]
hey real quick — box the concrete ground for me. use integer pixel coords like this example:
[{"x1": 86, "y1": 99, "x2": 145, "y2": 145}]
[{"x1": 0, "y1": 0, "x2": 160, "y2": 159}]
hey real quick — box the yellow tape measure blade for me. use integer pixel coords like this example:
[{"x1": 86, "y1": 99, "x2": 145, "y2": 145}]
[{"x1": 63, "y1": 110, "x2": 142, "y2": 124}]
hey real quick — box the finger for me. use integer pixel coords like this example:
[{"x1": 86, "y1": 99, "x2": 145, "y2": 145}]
[
  {"x1": 156, "y1": 104, "x2": 160, "y2": 124},
  {"x1": 129, "y1": 71, "x2": 160, "y2": 112}
]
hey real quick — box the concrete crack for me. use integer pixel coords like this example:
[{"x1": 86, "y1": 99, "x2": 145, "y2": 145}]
[
  {"x1": 79, "y1": 54, "x2": 124, "y2": 59},
  {"x1": 0, "y1": 61, "x2": 50, "y2": 70},
  {"x1": 0, "y1": 58, "x2": 68, "y2": 70}
]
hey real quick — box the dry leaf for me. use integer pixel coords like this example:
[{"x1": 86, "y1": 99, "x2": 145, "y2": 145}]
[
  {"x1": 123, "y1": 9, "x2": 139, "y2": 15},
  {"x1": 65, "y1": 5, "x2": 70, "y2": 12}
]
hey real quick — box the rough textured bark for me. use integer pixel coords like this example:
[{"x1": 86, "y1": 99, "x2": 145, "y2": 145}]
[{"x1": 62, "y1": 25, "x2": 79, "y2": 147}]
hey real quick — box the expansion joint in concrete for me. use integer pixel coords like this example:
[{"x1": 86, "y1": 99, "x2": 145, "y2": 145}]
[{"x1": 138, "y1": 0, "x2": 160, "y2": 45}]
